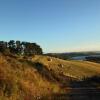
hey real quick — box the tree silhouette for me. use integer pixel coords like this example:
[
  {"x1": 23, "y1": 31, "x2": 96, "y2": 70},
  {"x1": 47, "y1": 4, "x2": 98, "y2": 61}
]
[
  {"x1": 0, "y1": 40, "x2": 43, "y2": 55},
  {"x1": 8, "y1": 40, "x2": 16, "y2": 53},
  {"x1": 16, "y1": 41, "x2": 22, "y2": 54}
]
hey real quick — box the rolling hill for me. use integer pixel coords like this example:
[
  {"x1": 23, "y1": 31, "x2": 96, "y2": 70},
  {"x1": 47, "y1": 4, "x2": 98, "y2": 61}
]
[{"x1": 0, "y1": 53, "x2": 100, "y2": 100}]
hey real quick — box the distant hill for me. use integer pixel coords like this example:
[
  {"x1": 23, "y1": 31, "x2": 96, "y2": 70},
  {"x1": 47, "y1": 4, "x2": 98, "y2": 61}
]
[
  {"x1": 46, "y1": 51, "x2": 100, "y2": 60},
  {"x1": 86, "y1": 56, "x2": 100, "y2": 63},
  {"x1": 0, "y1": 53, "x2": 100, "y2": 99}
]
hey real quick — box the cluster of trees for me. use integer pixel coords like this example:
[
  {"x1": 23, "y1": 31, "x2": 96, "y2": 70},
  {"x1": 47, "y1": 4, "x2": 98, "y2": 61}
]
[{"x1": 0, "y1": 40, "x2": 43, "y2": 55}]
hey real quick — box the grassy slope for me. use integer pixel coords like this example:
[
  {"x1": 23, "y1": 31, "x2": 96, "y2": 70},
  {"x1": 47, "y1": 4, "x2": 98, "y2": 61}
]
[
  {"x1": 0, "y1": 54, "x2": 100, "y2": 100},
  {"x1": 0, "y1": 54, "x2": 62, "y2": 100},
  {"x1": 32, "y1": 55, "x2": 100, "y2": 79}
]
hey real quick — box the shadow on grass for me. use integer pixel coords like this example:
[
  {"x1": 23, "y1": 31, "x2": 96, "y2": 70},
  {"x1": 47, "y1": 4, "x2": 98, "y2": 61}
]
[
  {"x1": 25, "y1": 60, "x2": 76, "y2": 86},
  {"x1": 70, "y1": 76, "x2": 100, "y2": 88},
  {"x1": 24, "y1": 60, "x2": 58, "y2": 82},
  {"x1": 41, "y1": 76, "x2": 100, "y2": 100}
]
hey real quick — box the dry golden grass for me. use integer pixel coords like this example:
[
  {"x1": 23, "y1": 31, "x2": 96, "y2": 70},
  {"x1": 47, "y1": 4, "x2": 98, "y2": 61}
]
[
  {"x1": 0, "y1": 54, "x2": 62, "y2": 100},
  {"x1": 0, "y1": 54, "x2": 100, "y2": 100},
  {"x1": 32, "y1": 55, "x2": 100, "y2": 79}
]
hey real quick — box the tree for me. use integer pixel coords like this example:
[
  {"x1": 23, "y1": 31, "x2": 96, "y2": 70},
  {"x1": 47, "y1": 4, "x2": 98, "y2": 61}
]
[
  {"x1": 8, "y1": 40, "x2": 16, "y2": 53},
  {"x1": 16, "y1": 41, "x2": 22, "y2": 54},
  {"x1": 0, "y1": 41, "x2": 5, "y2": 52},
  {"x1": 0, "y1": 40, "x2": 43, "y2": 55}
]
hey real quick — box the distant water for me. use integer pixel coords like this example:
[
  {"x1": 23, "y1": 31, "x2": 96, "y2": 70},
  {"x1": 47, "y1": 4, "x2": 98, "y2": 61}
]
[{"x1": 71, "y1": 55, "x2": 100, "y2": 60}]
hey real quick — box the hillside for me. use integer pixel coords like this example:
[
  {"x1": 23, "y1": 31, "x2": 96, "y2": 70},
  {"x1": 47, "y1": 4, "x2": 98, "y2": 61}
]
[
  {"x1": 0, "y1": 53, "x2": 100, "y2": 100},
  {"x1": 32, "y1": 55, "x2": 100, "y2": 79}
]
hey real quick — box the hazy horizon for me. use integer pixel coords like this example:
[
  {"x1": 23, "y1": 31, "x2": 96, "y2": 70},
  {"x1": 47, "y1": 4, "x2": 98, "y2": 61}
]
[{"x1": 0, "y1": 0, "x2": 100, "y2": 53}]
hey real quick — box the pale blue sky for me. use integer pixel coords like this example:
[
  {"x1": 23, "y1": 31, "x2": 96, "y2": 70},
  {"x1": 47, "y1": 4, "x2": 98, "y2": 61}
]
[{"x1": 0, "y1": 0, "x2": 100, "y2": 53}]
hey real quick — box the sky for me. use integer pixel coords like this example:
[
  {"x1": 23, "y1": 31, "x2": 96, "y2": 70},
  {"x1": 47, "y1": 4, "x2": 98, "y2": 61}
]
[{"x1": 0, "y1": 0, "x2": 100, "y2": 53}]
